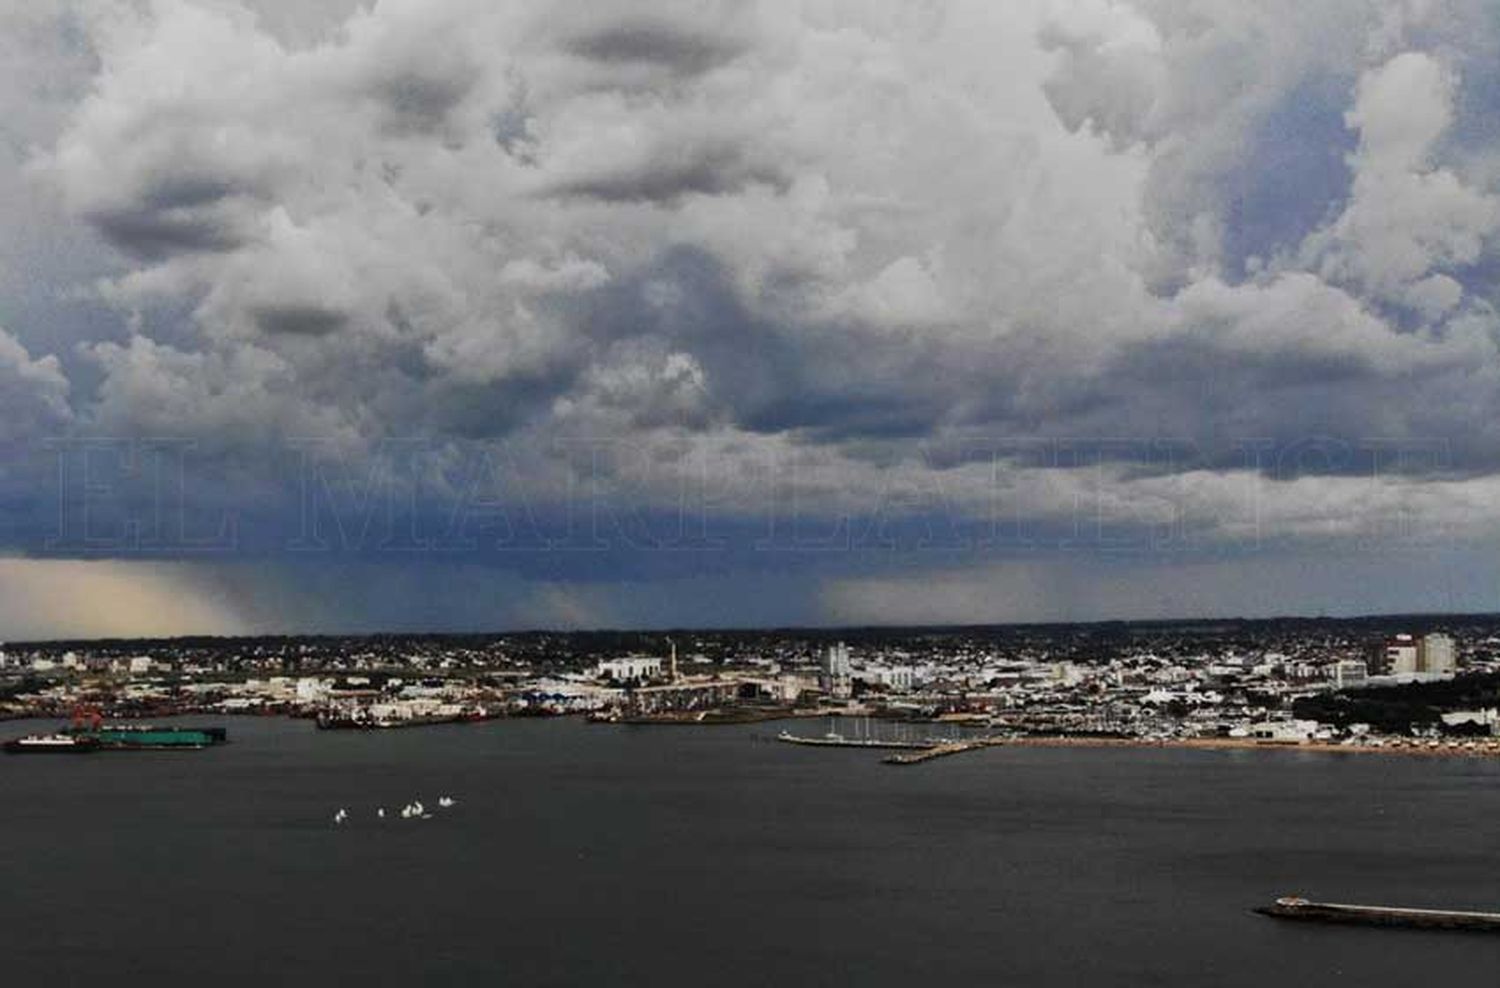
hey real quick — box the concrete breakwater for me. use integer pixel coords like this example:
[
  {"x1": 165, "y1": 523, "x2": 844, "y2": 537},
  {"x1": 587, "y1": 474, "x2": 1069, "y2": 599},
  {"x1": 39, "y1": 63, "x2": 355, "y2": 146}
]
[
  {"x1": 883, "y1": 739, "x2": 997, "y2": 765},
  {"x1": 1256, "y1": 896, "x2": 1500, "y2": 932}
]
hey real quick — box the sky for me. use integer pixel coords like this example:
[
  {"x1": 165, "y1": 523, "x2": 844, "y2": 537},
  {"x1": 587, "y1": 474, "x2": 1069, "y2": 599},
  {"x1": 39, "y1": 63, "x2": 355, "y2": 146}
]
[{"x1": 4, "y1": 0, "x2": 1500, "y2": 638}]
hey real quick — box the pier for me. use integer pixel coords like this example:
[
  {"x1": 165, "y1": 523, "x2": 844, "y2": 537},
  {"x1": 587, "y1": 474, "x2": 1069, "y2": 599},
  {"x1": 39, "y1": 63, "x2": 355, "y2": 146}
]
[
  {"x1": 777, "y1": 730, "x2": 936, "y2": 751},
  {"x1": 1256, "y1": 896, "x2": 1500, "y2": 932},
  {"x1": 882, "y1": 738, "x2": 1000, "y2": 765}
]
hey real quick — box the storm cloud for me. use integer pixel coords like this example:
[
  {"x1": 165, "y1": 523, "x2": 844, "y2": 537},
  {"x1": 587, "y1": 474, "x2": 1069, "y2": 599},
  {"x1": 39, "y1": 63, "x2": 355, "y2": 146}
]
[{"x1": 5, "y1": 0, "x2": 1500, "y2": 633}]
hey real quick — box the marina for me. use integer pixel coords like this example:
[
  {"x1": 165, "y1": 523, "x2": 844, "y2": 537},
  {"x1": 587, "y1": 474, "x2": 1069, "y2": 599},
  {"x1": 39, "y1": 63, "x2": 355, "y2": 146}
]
[
  {"x1": 776, "y1": 730, "x2": 937, "y2": 750},
  {"x1": 775, "y1": 716, "x2": 962, "y2": 751}
]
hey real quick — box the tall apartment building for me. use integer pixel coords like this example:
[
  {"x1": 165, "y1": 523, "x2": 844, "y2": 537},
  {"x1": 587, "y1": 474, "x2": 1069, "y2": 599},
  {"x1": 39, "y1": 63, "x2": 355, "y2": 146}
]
[
  {"x1": 821, "y1": 641, "x2": 852, "y2": 699},
  {"x1": 1368, "y1": 632, "x2": 1457, "y2": 677}
]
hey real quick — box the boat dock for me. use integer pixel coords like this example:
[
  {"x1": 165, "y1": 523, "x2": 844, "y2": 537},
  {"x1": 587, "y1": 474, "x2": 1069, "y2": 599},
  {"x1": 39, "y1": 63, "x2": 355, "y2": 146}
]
[
  {"x1": 1256, "y1": 896, "x2": 1500, "y2": 932},
  {"x1": 776, "y1": 730, "x2": 937, "y2": 750}
]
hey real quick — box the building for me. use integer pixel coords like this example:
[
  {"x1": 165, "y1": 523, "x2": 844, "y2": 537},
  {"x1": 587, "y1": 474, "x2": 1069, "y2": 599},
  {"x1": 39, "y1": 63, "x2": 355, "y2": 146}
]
[
  {"x1": 1370, "y1": 635, "x2": 1419, "y2": 675},
  {"x1": 1243, "y1": 719, "x2": 1324, "y2": 742},
  {"x1": 296, "y1": 677, "x2": 330, "y2": 703},
  {"x1": 856, "y1": 665, "x2": 917, "y2": 691},
  {"x1": 820, "y1": 641, "x2": 852, "y2": 699},
  {"x1": 1419, "y1": 633, "x2": 1456, "y2": 676},
  {"x1": 1368, "y1": 633, "x2": 1456, "y2": 679},
  {"x1": 1440, "y1": 708, "x2": 1498, "y2": 734},
  {"x1": 596, "y1": 656, "x2": 663, "y2": 682},
  {"x1": 1328, "y1": 660, "x2": 1368, "y2": 689}
]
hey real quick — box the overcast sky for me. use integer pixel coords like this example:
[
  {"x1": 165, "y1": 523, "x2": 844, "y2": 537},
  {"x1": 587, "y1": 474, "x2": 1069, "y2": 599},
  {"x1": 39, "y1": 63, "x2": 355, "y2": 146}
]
[{"x1": 3, "y1": 0, "x2": 1500, "y2": 638}]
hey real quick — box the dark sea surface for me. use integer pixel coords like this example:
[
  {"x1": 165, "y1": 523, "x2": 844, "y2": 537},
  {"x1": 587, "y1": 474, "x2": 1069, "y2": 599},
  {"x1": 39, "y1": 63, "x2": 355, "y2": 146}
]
[{"x1": 5, "y1": 715, "x2": 1500, "y2": 986}]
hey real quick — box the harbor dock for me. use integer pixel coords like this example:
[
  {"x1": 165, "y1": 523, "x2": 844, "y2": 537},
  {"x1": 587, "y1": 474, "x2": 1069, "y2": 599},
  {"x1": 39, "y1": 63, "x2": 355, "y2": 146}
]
[{"x1": 776, "y1": 730, "x2": 937, "y2": 751}]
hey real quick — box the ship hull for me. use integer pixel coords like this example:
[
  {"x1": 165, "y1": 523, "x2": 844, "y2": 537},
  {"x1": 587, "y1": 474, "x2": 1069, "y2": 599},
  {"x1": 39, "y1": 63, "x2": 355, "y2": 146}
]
[
  {"x1": 4, "y1": 737, "x2": 101, "y2": 754},
  {"x1": 53, "y1": 725, "x2": 229, "y2": 751}
]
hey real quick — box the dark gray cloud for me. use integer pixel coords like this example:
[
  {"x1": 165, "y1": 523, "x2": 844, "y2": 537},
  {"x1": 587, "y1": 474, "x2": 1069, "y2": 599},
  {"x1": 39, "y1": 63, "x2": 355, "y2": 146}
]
[
  {"x1": 548, "y1": 142, "x2": 788, "y2": 204},
  {"x1": 375, "y1": 66, "x2": 478, "y2": 135},
  {"x1": 564, "y1": 20, "x2": 745, "y2": 76},
  {"x1": 87, "y1": 202, "x2": 246, "y2": 259},
  {"x1": 251, "y1": 303, "x2": 348, "y2": 336}
]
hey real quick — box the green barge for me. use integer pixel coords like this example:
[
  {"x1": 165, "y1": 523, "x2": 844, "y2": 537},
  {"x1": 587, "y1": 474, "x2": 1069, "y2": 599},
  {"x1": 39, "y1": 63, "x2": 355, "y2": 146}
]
[{"x1": 68, "y1": 724, "x2": 228, "y2": 750}]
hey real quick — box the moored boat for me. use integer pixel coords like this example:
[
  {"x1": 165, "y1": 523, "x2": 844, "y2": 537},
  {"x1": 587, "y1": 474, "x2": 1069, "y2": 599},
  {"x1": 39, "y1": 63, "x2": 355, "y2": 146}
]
[{"x1": 4, "y1": 732, "x2": 102, "y2": 754}]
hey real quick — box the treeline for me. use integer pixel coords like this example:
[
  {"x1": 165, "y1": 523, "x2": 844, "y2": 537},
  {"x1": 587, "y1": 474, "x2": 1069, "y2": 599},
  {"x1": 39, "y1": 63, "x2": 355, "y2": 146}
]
[{"x1": 1293, "y1": 672, "x2": 1500, "y2": 734}]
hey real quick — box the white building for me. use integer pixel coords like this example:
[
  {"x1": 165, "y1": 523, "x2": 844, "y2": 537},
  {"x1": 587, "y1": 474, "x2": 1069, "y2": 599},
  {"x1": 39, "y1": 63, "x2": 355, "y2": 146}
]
[
  {"x1": 858, "y1": 665, "x2": 917, "y2": 691},
  {"x1": 1328, "y1": 660, "x2": 1368, "y2": 689},
  {"x1": 296, "y1": 677, "x2": 331, "y2": 703},
  {"x1": 1441, "y1": 708, "x2": 1498, "y2": 733},
  {"x1": 1242, "y1": 719, "x2": 1325, "y2": 742},
  {"x1": 596, "y1": 656, "x2": 663, "y2": 682},
  {"x1": 1380, "y1": 635, "x2": 1419, "y2": 675},
  {"x1": 820, "y1": 642, "x2": 852, "y2": 699},
  {"x1": 1420, "y1": 634, "x2": 1456, "y2": 676}
]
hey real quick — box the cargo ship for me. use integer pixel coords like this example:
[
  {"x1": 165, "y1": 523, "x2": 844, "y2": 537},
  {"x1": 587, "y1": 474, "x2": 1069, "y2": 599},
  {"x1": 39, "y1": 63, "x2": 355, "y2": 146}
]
[{"x1": 1256, "y1": 896, "x2": 1500, "y2": 932}]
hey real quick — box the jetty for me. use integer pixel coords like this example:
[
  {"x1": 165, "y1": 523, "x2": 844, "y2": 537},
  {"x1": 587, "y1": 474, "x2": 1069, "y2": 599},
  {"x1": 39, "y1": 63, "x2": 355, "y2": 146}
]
[
  {"x1": 881, "y1": 739, "x2": 999, "y2": 765},
  {"x1": 1256, "y1": 896, "x2": 1500, "y2": 932}
]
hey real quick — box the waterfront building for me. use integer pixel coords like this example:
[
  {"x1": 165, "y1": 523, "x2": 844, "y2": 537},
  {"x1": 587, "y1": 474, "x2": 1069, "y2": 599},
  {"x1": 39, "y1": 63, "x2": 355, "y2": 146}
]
[
  {"x1": 1243, "y1": 719, "x2": 1324, "y2": 742},
  {"x1": 296, "y1": 677, "x2": 330, "y2": 703},
  {"x1": 1440, "y1": 708, "x2": 1498, "y2": 734},
  {"x1": 596, "y1": 656, "x2": 663, "y2": 682}
]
